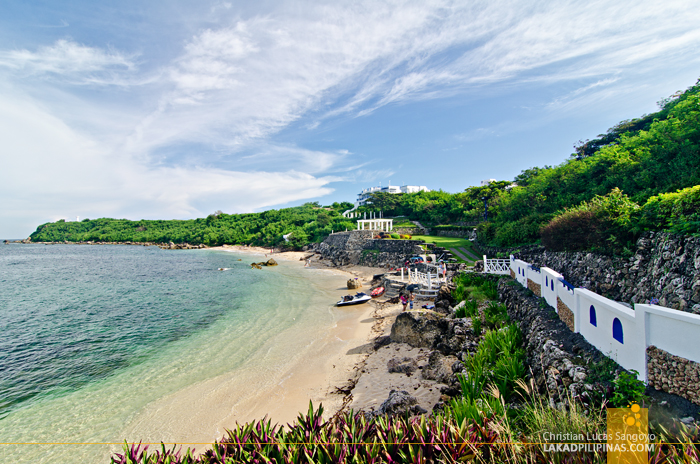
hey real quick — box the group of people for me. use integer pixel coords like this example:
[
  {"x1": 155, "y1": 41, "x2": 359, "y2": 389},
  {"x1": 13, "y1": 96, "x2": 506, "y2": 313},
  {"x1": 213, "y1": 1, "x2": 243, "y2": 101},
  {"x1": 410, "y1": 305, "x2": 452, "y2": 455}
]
[{"x1": 399, "y1": 291, "x2": 414, "y2": 311}]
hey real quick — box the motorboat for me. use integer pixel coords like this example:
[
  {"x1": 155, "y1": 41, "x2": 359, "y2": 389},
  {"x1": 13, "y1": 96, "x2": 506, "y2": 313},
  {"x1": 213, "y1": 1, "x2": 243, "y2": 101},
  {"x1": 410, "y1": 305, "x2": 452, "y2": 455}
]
[{"x1": 336, "y1": 292, "x2": 372, "y2": 306}]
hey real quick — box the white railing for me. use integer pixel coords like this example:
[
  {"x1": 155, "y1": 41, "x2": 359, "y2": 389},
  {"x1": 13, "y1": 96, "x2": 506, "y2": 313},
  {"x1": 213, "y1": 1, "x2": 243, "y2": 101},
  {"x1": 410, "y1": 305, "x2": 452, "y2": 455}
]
[
  {"x1": 483, "y1": 255, "x2": 510, "y2": 274},
  {"x1": 400, "y1": 267, "x2": 441, "y2": 289}
]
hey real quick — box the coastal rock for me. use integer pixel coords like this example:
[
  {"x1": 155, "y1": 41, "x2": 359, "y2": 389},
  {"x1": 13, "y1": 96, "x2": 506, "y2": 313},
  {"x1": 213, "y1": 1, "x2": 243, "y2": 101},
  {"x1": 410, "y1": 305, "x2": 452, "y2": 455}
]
[
  {"x1": 375, "y1": 390, "x2": 427, "y2": 417},
  {"x1": 265, "y1": 258, "x2": 278, "y2": 266},
  {"x1": 347, "y1": 278, "x2": 362, "y2": 289},
  {"x1": 390, "y1": 312, "x2": 443, "y2": 349},
  {"x1": 421, "y1": 351, "x2": 459, "y2": 385},
  {"x1": 389, "y1": 310, "x2": 468, "y2": 357},
  {"x1": 387, "y1": 357, "x2": 419, "y2": 376},
  {"x1": 437, "y1": 283, "x2": 455, "y2": 305}
]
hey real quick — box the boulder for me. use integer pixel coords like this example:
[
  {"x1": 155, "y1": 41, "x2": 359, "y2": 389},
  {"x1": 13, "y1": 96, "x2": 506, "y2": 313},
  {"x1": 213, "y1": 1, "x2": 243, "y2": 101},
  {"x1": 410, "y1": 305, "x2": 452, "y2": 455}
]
[
  {"x1": 387, "y1": 357, "x2": 419, "y2": 376},
  {"x1": 421, "y1": 351, "x2": 460, "y2": 385},
  {"x1": 266, "y1": 258, "x2": 278, "y2": 266},
  {"x1": 347, "y1": 278, "x2": 363, "y2": 289},
  {"x1": 375, "y1": 390, "x2": 427, "y2": 417},
  {"x1": 390, "y1": 312, "x2": 443, "y2": 348},
  {"x1": 437, "y1": 283, "x2": 455, "y2": 305}
]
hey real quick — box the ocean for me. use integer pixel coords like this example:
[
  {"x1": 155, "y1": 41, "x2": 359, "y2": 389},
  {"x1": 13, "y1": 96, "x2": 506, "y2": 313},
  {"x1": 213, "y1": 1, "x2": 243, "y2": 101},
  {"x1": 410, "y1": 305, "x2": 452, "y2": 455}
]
[{"x1": 0, "y1": 243, "x2": 352, "y2": 463}]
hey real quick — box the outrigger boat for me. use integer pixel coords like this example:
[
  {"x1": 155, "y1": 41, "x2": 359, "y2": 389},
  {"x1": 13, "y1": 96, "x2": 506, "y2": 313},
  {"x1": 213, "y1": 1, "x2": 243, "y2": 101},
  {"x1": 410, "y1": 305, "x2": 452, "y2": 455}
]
[{"x1": 336, "y1": 292, "x2": 371, "y2": 306}]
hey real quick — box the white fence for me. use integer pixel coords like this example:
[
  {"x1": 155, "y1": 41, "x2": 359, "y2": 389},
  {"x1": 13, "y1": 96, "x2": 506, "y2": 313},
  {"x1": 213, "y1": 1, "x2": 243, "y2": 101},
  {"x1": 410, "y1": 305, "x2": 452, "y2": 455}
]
[
  {"x1": 501, "y1": 256, "x2": 700, "y2": 382},
  {"x1": 400, "y1": 267, "x2": 441, "y2": 289},
  {"x1": 483, "y1": 256, "x2": 510, "y2": 275}
]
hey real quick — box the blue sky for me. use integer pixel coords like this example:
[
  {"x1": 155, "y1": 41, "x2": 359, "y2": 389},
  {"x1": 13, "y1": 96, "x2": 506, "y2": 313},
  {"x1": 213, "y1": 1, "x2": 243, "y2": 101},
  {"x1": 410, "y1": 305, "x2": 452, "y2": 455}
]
[{"x1": 1, "y1": 0, "x2": 699, "y2": 238}]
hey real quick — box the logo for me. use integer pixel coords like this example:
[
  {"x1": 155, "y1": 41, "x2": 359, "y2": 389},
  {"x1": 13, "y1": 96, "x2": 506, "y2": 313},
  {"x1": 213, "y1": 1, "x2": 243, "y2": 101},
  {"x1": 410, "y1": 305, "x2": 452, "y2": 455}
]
[{"x1": 607, "y1": 402, "x2": 651, "y2": 464}]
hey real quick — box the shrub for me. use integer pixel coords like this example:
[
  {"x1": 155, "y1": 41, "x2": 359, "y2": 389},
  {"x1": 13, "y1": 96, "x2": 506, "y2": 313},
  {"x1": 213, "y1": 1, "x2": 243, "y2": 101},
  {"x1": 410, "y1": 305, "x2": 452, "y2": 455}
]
[
  {"x1": 390, "y1": 233, "x2": 400, "y2": 239},
  {"x1": 640, "y1": 185, "x2": 700, "y2": 235},
  {"x1": 611, "y1": 370, "x2": 648, "y2": 407},
  {"x1": 483, "y1": 302, "x2": 509, "y2": 329},
  {"x1": 540, "y1": 188, "x2": 639, "y2": 254}
]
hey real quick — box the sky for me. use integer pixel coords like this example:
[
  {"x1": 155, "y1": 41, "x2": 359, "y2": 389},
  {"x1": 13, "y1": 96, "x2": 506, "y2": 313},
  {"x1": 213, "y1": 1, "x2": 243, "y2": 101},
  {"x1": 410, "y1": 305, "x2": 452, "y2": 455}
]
[{"x1": 1, "y1": 1, "x2": 699, "y2": 238}]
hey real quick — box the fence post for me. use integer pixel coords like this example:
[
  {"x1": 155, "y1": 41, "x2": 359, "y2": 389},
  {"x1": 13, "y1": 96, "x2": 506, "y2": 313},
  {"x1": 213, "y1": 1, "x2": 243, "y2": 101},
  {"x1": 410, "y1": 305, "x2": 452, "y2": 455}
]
[
  {"x1": 401, "y1": 267, "x2": 404, "y2": 281},
  {"x1": 483, "y1": 255, "x2": 487, "y2": 272}
]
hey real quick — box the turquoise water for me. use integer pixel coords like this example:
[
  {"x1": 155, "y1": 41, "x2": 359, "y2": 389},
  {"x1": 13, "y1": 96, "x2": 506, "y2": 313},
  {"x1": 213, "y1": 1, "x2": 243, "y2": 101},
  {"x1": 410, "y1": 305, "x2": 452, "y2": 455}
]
[{"x1": 0, "y1": 244, "x2": 347, "y2": 463}]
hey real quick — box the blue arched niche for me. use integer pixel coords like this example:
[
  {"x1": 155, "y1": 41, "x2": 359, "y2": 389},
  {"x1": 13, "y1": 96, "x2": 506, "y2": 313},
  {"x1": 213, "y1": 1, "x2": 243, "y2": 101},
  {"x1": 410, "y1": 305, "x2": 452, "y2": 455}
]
[
  {"x1": 589, "y1": 305, "x2": 597, "y2": 326},
  {"x1": 613, "y1": 318, "x2": 624, "y2": 344}
]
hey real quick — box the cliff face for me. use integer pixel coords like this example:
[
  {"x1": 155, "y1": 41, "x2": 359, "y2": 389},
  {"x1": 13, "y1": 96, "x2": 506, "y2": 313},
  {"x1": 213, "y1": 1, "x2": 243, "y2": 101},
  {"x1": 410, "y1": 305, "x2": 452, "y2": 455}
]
[
  {"x1": 516, "y1": 232, "x2": 700, "y2": 313},
  {"x1": 315, "y1": 231, "x2": 424, "y2": 267}
]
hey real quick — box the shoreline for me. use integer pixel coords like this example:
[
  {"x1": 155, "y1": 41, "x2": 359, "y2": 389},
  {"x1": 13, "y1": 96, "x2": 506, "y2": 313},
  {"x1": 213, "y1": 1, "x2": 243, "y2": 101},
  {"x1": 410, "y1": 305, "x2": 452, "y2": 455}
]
[{"x1": 116, "y1": 245, "x2": 392, "y2": 454}]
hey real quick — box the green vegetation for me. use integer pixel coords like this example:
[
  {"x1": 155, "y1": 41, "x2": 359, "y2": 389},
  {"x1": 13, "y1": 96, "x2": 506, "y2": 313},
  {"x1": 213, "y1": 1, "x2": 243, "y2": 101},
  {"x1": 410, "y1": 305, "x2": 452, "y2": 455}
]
[
  {"x1": 29, "y1": 202, "x2": 355, "y2": 249},
  {"x1": 357, "y1": 79, "x2": 700, "y2": 254},
  {"x1": 611, "y1": 370, "x2": 648, "y2": 408}
]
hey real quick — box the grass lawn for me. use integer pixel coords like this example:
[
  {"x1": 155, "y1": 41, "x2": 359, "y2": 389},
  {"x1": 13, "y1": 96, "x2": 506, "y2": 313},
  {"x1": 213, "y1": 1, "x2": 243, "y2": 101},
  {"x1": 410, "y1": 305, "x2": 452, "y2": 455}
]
[{"x1": 411, "y1": 235, "x2": 480, "y2": 264}]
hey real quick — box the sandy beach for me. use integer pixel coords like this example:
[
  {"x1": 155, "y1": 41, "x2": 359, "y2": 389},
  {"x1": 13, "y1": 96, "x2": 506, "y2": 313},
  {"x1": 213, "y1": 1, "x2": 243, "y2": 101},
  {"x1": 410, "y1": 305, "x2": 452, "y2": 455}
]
[
  {"x1": 116, "y1": 245, "x2": 389, "y2": 452},
  {"x1": 215, "y1": 246, "x2": 448, "y2": 420}
]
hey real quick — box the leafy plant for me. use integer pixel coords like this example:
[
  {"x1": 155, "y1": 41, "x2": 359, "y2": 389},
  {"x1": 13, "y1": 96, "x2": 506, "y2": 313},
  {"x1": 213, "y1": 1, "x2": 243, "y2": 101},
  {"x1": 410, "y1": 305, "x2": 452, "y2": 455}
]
[
  {"x1": 611, "y1": 370, "x2": 648, "y2": 407},
  {"x1": 586, "y1": 356, "x2": 618, "y2": 384},
  {"x1": 472, "y1": 315, "x2": 482, "y2": 336}
]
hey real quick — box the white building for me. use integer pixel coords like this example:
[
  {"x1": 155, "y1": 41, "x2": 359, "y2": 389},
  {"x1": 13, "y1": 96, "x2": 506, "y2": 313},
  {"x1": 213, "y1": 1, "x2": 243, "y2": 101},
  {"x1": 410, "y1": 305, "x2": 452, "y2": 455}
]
[
  {"x1": 480, "y1": 179, "x2": 496, "y2": 186},
  {"x1": 356, "y1": 183, "x2": 430, "y2": 205}
]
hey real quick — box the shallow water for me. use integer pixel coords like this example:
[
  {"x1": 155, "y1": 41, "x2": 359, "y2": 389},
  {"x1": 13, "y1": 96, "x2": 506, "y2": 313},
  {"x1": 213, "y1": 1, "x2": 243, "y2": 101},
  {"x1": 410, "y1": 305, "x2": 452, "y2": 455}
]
[{"x1": 0, "y1": 244, "x2": 349, "y2": 463}]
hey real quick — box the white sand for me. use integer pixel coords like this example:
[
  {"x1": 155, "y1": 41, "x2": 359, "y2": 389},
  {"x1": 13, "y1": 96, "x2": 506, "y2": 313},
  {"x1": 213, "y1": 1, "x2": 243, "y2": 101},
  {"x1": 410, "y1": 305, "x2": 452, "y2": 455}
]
[{"x1": 118, "y1": 246, "x2": 381, "y2": 450}]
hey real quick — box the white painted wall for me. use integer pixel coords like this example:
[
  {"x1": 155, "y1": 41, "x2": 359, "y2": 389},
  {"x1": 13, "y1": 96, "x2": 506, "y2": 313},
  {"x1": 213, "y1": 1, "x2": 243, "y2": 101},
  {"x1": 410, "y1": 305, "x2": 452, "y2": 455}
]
[
  {"x1": 576, "y1": 289, "x2": 646, "y2": 378},
  {"x1": 512, "y1": 259, "x2": 528, "y2": 287},
  {"x1": 541, "y1": 267, "x2": 562, "y2": 311},
  {"x1": 508, "y1": 257, "x2": 700, "y2": 382}
]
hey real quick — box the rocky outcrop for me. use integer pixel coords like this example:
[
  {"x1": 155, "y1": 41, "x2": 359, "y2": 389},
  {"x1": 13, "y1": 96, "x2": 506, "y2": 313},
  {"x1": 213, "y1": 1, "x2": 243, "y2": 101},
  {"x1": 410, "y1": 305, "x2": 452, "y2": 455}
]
[
  {"x1": 315, "y1": 231, "x2": 424, "y2": 268},
  {"x1": 517, "y1": 231, "x2": 700, "y2": 313},
  {"x1": 421, "y1": 351, "x2": 461, "y2": 386},
  {"x1": 347, "y1": 278, "x2": 362, "y2": 289},
  {"x1": 374, "y1": 390, "x2": 427, "y2": 417}
]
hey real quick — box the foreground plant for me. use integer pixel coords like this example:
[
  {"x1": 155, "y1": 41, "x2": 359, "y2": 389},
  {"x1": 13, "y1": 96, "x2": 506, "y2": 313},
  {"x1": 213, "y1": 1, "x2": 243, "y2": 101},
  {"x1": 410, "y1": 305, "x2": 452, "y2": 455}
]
[{"x1": 113, "y1": 402, "x2": 514, "y2": 464}]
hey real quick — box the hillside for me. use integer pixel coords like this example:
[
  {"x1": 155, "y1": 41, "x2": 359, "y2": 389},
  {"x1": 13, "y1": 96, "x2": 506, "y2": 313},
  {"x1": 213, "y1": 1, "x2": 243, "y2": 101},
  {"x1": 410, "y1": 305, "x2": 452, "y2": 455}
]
[
  {"x1": 360, "y1": 78, "x2": 700, "y2": 253},
  {"x1": 29, "y1": 202, "x2": 354, "y2": 249}
]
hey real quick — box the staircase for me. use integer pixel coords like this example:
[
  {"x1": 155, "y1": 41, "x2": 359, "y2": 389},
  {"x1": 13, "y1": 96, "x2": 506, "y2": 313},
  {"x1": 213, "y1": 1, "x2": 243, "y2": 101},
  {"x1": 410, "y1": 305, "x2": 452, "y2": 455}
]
[{"x1": 411, "y1": 220, "x2": 429, "y2": 235}]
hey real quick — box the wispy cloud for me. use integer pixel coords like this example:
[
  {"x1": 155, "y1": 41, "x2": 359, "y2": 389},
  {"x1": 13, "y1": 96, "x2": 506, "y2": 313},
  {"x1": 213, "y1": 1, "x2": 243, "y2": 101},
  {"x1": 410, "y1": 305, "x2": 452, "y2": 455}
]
[
  {"x1": 0, "y1": 39, "x2": 135, "y2": 83},
  {"x1": 2, "y1": 0, "x2": 700, "y2": 236}
]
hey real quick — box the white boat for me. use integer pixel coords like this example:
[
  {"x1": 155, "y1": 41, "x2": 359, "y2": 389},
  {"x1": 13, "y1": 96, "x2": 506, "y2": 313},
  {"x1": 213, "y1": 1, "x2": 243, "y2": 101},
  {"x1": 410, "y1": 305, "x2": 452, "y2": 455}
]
[{"x1": 336, "y1": 292, "x2": 371, "y2": 306}]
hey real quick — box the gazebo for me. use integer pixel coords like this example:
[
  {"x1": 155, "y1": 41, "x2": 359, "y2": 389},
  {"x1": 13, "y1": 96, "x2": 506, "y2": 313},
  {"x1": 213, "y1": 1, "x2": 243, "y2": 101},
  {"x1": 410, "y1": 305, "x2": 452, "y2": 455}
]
[{"x1": 356, "y1": 218, "x2": 393, "y2": 232}]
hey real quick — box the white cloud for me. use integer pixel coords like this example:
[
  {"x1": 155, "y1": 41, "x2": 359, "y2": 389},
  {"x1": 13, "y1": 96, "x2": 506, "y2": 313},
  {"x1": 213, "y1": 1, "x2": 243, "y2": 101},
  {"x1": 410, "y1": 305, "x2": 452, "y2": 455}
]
[
  {"x1": 0, "y1": 91, "x2": 336, "y2": 236},
  {"x1": 2, "y1": 0, "x2": 700, "y2": 236},
  {"x1": 0, "y1": 39, "x2": 135, "y2": 83}
]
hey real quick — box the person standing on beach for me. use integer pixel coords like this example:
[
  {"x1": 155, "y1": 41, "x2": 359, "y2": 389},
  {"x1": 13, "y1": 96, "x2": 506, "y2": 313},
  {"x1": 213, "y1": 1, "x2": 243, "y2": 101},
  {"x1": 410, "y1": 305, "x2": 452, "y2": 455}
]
[
  {"x1": 400, "y1": 294, "x2": 408, "y2": 311},
  {"x1": 409, "y1": 292, "x2": 414, "y2": 310}
]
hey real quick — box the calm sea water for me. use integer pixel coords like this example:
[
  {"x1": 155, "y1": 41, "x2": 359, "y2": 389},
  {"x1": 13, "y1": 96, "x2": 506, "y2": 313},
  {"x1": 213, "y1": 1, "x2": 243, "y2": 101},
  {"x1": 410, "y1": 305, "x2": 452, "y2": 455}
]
[{"x1": 0, "y1": 244, "x2": 345, "y2": 463}]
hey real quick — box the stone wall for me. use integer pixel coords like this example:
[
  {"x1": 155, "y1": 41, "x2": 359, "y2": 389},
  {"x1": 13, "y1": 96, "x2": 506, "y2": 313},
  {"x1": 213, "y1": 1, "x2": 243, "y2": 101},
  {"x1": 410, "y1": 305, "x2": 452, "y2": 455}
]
[
  {"x1": 316, "y1": 231, "x2": 424, "y2": 267},
  {"x1": 557, "y1": 297, "x2": 575, "y2": 332},
  {"x1": 472, "y1": 240, "x2": 544, "y2": 258},
  {"x1": 527, "y1": 279, "x2": 541, "y2": 297},
  {"x1": 517, "y1": 232, "x2": 700, "y2": 314},
  {"x1": 498, "y1": 279, "x2": 611, "y2": 404},
  {"x1": 647, "y1": 346, "x2": 700, "y2": 405}
]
